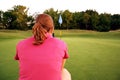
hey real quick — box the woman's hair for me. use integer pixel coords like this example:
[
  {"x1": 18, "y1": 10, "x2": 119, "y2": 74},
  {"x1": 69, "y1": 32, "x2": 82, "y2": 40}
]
[{"x1": 32, "y1": 14, "x2": 54, "y2": 45}]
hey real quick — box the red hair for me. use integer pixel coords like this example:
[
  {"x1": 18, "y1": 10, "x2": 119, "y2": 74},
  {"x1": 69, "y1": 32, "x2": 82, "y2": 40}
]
[{"x1": 32, "y1": 14, "x2": 54, "y2": 45}]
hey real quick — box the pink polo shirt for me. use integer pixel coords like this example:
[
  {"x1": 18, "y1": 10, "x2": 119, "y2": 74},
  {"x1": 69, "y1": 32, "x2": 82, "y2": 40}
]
[{"x1": 15, "y1": 34, "x2": 69, "y2": 80}]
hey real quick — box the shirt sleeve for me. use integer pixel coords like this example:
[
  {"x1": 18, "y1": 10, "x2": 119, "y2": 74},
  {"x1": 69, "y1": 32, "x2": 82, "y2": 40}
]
[{"x1": 63, "y1": 44, "x2": 69, "y2": 59}]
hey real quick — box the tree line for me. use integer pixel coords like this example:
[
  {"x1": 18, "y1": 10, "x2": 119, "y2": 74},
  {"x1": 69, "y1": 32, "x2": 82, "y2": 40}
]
[{"x1": 0, "y1": 5, "x2": 120, "y2": 32}]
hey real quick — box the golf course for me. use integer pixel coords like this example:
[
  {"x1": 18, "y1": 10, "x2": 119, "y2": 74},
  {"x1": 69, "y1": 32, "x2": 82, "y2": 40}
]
[{"x1": 0, "y1": 30, "x2": 120, "y2": 80}]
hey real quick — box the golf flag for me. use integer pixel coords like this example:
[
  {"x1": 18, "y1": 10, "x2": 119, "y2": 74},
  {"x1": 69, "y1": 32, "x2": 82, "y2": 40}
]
[{"x1": 58, "y1": 14, "x2": 63, "y2": 26}]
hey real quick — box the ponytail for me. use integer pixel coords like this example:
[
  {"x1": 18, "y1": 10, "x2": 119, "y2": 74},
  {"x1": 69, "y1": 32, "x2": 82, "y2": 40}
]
[{"x1": 32, "y1": 23, "x2": 47, "y2": 45}]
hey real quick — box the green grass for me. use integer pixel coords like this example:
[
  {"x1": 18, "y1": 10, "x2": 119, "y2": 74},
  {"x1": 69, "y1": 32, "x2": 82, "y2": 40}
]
[{"x1": 0, "y1": 30, "x2": 120, "y2": 80}]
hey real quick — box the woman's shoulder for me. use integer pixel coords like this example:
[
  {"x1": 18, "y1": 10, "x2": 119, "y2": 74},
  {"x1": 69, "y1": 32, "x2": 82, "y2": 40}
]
[{"x1": 17, "y1": 36, "x2": 34, "y2": 46}]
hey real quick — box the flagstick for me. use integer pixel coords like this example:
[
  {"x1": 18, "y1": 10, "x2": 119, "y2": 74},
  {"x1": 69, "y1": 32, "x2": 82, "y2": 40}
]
[
  {"x1": 60, "y1": 24, "x2": 62, "y2": 39},
  {"x1": 60, "y1": 30, "x2": 62, "y2": 39}
]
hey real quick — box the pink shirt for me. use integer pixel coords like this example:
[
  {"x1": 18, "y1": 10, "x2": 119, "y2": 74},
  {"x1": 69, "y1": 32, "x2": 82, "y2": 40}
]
[{"x1": 15, "y1": 34, "x2": 69, "y2": 80}]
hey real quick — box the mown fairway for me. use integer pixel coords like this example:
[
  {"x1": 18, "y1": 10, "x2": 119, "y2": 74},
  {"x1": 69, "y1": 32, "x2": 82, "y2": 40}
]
[{"x1": 0, "y1": 30, "x2": 120, "y2": 80}]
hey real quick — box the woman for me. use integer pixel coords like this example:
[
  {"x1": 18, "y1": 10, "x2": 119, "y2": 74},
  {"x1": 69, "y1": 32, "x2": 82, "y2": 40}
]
[{"x1": 15, "y1": 14, "x2": 71, "y2": 80}]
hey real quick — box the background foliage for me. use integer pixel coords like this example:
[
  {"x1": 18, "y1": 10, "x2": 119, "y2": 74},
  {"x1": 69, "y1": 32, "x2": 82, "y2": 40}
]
[{"x1": 0, "y1": 5, "x2": 120, "y2": 31}]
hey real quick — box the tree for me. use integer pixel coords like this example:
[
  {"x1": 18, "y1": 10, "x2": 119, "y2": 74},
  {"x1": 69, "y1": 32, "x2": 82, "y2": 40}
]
[
  {"x1": 86, "y1": 10, "x2": 99, "y2": 30},
  {"x1": 96, "y1": 13, "x2": 111, "y2": 32},
  {"x1": 1, "y1": 6, "x2": 120, "y2": 31},
  {"x1": 62, "y1": 10, "x2": 72, "y2": 29},
  {"x1": 12, "y1": 5, "x2": 29, "y2": 30},
  {"x1": 72, "y1": 12, "x2": 82, "y2": 29},
  {"x1": 2, "y1": 11, "x2": 16, "y2": 29},
  {"x1": 83, "y1": 13, "x2": 90, "y2": 30},
  {"x1": 111, "y1": 14, "x2": 120, "y2": 30},
  {"x1": 27, "y1": 15, "x2": 35, "y2": 29},
  {"x1": 0, "y1": 11, "x2": 3, "y2": 23},
  {"x1": 1, "y1": 5, "x2": 29, "y2": 30},
  {"x1": 0, "y1": 10, "x2": 4, "y2": 28}
]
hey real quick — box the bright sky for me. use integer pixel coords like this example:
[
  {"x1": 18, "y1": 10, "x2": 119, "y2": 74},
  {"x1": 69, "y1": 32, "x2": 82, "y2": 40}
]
[{"x1": 0, "y1": 0, "x2": 119, "y2": 15}]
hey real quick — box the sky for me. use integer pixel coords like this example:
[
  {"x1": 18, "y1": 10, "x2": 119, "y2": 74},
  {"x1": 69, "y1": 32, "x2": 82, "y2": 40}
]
[{"x1": 0, "y1": 0, "x2": 119, "y2": 15}]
